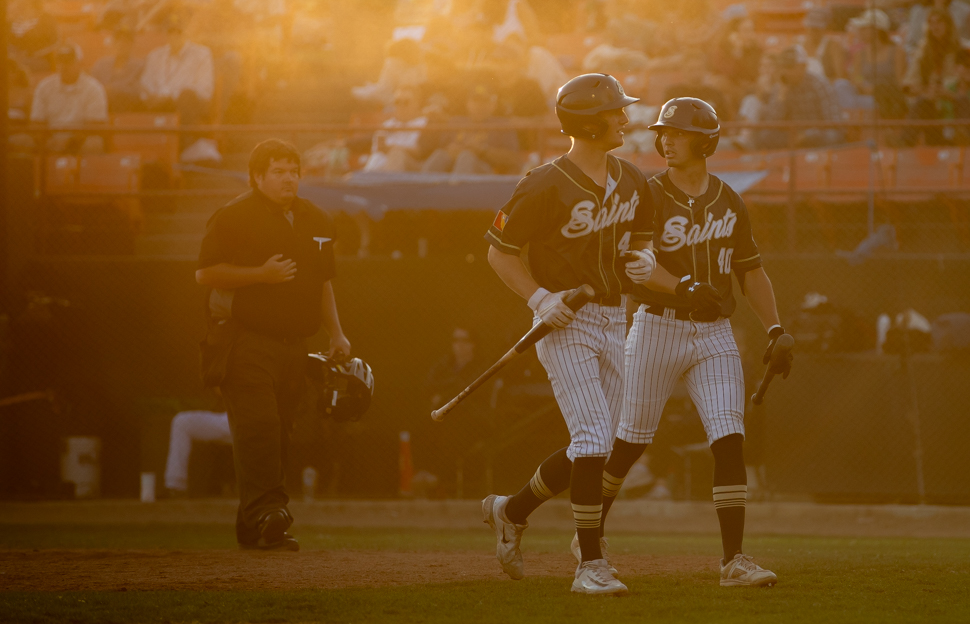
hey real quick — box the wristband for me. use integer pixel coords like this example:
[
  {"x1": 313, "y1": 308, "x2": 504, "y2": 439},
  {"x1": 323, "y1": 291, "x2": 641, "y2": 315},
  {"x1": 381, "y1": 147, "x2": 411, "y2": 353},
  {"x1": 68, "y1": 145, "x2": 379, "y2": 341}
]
[
  {"x1": 528, "y1": 287, "x2": 551, "y2": 311},
  {"x1": 768, "y1": 325, "x2": 784, "y2": 338}
]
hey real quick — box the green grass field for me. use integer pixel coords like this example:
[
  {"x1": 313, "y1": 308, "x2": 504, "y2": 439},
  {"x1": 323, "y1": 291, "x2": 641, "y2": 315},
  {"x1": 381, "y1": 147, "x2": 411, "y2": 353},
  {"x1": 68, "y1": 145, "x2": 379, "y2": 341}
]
[{"x1": 2, "y1": 525, "x2": 969, "y2": 623}]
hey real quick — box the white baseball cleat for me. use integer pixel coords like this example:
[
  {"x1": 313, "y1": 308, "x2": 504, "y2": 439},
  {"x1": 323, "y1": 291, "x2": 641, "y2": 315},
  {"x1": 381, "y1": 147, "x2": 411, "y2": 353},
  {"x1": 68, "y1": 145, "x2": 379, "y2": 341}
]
[
  {"x1": 719, "y1": 554, "x2": 778, "y2": 587},
  {"x1": 570, "y1": 532, "x2": 618, "y2": 575},
  {"x1": 571, "y1": 559, "x2": 628, "y2": 596},
  {"x1": 482, "y1": 494, "x2": 527, "y2": 580}
]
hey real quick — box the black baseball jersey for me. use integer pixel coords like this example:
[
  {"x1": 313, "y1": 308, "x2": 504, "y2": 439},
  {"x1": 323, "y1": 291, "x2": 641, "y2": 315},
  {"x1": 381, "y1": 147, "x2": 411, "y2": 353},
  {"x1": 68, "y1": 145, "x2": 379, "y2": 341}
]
[
  {"x1": 199, "y1": 190, "x2": 336, "y2": 339},
  {"x1": 486, "y1": 154, "x2": 653, "y2": 298},
  {"x1": 632, "y1": 172, "x2": 761, "y2": 317}
]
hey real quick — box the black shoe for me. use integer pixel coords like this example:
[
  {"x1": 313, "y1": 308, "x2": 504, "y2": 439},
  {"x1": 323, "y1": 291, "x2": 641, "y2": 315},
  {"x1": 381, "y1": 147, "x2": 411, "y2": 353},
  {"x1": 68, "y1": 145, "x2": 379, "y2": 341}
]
[
  {"x1": 258, "y1": 509, "x2": 291, "y2": 544},
  {"x1": 239, "y1": 532, "x2": 300, "y2": 551}
]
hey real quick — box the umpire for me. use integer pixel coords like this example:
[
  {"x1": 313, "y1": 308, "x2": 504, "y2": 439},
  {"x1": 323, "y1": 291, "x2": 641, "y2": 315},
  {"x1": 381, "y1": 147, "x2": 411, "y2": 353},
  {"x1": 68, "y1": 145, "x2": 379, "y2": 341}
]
[{"x1": 196, "y1": 139, "x2": 351, "y2": 550}]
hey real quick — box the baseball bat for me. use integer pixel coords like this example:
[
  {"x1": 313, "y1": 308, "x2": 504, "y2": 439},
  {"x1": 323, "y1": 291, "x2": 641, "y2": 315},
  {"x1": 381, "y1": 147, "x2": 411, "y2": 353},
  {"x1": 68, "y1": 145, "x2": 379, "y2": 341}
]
[
  {"x1": 432, "y1": 284, "x2": 595, "y2": 422},
  {"x1": 751, "y1": 333, "x2": 794, "y2": 406}
]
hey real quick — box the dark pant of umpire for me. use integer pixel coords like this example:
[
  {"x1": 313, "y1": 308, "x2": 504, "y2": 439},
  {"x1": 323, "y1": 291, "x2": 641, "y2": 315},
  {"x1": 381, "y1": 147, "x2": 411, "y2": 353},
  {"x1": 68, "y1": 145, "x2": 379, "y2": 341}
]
[{"x1": 221, "y1": 327, "x2": 307, "y2": 545}]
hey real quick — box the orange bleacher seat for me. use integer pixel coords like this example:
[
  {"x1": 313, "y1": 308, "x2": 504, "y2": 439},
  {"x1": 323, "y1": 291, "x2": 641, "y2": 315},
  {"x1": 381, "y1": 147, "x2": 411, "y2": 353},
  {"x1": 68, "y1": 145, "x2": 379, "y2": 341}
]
[
  {"x1": 893, "y1": 147, "x2": 962, "y2": 195},
  {"x1": 111, "y1": 113, "x2": 180, "y2": 166},
  {"x1": 46, "y1": 0, "x2": 100, "y2": 24},
  {"x1": 44, "y1": 155, "x2": 80, "y2": 194},
  {"x1": 78, "y1": 153, "x2": 141, "y2": 193}
]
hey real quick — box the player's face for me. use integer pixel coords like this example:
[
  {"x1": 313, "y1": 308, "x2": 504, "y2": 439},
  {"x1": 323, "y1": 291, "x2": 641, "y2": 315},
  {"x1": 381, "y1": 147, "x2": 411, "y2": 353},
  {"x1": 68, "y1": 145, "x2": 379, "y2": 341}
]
[
  {"x1": 659, "y1": 128, "x2": 701, "y2": 167},
  {"x1": 255, "y1": 158, "x2": 301, "y2": 205},
  {"x1": 598, "y1": 108, "x2": 630, "y2": 150}
]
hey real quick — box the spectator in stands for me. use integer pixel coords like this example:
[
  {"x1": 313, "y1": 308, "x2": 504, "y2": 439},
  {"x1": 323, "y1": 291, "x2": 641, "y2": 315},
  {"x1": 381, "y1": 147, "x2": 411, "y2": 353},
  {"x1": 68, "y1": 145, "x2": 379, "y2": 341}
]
[
  {"x1": 8, "y1": 0, "x2": 58, "y2": 71},
  {"x1": 664, "y1": 49, "x2": 732, "y2": 121},
  {"x1": 29, "y1": 44, "x2": 108, "y2": 153},
  {"x1": 422, "y1": 81, "x2": 521, "y2": 175},
  {"x1": 904, "y1": 8, "x2": 963, "y2": 144},
  {"x1": 352, "y1": 38, "x2": 428, "y2": 108},
  {"x1": 758, "y1": 46, "x2": 844, "y2": 149},
  {"x1": 90, "y1": 27, "x2": 145, "y2": 113},
  {"x1": 483, "y1": 41, "x2": 550, "y2": 118},
  {"x1": 140, "y1": 14, "x2": 219, "y2": 161},
  {"x1": 906, "y1": 0, "x2": 970, "y2": 60},
  {"x1": 849, "y1": 9, "x2": 908, "y2": 120},
  {"x1": 185, "y1": 0, "x2": 251, "y2": 123},
  {"x1": 7, "y1": 58, "x2": 33, "y2": 123},
  {"x1": 363, "y1": 87, "x2": 435, "y2": 172},
  {"x1": 948, "y1": 49, "x2": 970, "y2": 143},
  {"x1": 731, "y1": 54, "x2": 777, "y2": 150},
  {"x1": 803, "y1": 7, "x2": 847, "y2": 83},
  {"x1": 708, "y1": 8, "x2": 763, "y2": 97}
]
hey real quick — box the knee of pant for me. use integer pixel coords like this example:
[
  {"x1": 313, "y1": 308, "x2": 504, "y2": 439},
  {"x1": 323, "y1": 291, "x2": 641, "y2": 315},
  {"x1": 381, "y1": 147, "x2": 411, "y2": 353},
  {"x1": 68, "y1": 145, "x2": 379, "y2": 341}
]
[
  {"x1": 710, "y1": 433, "x2": 746, "y2": 485},
  {"x1": 171, "y1": 412, "x2": 190, "y2": 433},
  {"x1": 606, "y1": 438, "x2": 647, "y2": 475}
]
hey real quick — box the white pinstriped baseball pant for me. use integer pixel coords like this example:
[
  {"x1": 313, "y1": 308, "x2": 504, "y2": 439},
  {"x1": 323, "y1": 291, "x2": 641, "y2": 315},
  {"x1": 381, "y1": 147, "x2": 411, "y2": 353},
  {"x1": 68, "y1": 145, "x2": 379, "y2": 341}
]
[
  {"x1": 534, "y1": 302, "x2": 626, "y2": 461},
  {"x1": 618, "y1": 306, "x2": 746, "y2": 446}
]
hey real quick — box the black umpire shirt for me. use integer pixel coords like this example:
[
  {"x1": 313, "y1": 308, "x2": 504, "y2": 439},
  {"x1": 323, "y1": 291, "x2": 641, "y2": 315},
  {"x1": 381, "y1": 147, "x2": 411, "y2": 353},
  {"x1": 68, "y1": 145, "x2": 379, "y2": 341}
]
[
  {"x1": 486, "y1": 154, "x2": 654, "y2": 301},
  {"x1": 632, "y1": 172, "x2": 762, "y2": 317},
  {"x1": 198, "y1": 189, "x2": 336, "y2": 339}
]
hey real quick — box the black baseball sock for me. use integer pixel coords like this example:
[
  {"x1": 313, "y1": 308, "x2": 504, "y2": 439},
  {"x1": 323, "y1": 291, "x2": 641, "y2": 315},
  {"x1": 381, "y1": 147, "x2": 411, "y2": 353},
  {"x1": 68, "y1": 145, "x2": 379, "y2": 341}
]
[
  {"x1": 571, "y1": 456, "x2": 606, "y2": 563},
  {"x1": 711, "y1": 434, "x2": 747, "y2": 562},
  {"x1": 504, "y1": 447, "x2": 572, "y2": 525},
  {"x1": 600, "y1": 439, "x2": 648, "y2": 536}
]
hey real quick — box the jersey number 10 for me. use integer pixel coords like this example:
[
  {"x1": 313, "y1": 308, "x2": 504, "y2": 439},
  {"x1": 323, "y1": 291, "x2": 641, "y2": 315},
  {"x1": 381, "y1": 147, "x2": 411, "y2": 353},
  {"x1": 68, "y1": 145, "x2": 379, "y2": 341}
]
[{"x1": 717, "y1": 247, "x2": 734, "y2": 275}]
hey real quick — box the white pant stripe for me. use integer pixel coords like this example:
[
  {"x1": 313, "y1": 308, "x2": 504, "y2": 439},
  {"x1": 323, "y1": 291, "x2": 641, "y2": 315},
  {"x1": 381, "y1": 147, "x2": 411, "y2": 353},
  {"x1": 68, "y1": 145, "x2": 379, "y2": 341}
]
[
  {"x1": 619, "y1": 309, "x2": 745, "y2": 446},
  {"x1": 536, "y1": 302, "x2": 626, "y2": 460}
]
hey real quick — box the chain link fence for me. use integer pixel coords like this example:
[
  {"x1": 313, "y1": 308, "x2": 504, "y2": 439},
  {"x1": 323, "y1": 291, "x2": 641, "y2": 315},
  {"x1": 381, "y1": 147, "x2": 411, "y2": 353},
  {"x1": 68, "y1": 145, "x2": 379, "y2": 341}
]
[{"x1": 2, "y1": 123, "x2": 969, "y2": 504}]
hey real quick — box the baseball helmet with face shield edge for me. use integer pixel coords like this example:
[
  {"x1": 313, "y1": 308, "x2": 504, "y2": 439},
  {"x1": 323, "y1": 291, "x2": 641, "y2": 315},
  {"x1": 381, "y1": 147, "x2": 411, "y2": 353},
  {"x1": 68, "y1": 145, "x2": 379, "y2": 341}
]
[
  {"x1": 649, "y1": 97, "x2": 720, "y2": 158},
  {"x1": 556, "y1": 73, "x2": 639, "y2": 140},
  {"x1": 306, "y1": 353, "x2": 374, "y2": 422}
]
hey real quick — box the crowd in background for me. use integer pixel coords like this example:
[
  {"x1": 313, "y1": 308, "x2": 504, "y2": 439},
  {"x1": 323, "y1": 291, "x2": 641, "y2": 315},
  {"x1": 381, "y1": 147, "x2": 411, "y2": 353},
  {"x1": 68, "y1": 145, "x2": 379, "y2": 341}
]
[{"x1": 8, "y1": 0, "x2": 970, "y2": 169}]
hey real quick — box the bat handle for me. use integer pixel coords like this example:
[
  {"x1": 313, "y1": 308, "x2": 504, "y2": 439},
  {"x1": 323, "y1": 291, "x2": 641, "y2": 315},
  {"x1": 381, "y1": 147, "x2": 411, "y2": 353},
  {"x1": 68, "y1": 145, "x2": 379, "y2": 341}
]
[
  {"x1": 432, "y1": 395, "x2": 461, "y2": 422},
  {"x1": 751, "y1": 375, "x2": 773, "y2": 405},
  {"x1": 563, "y1": 284, "x2": 595, "y2": 311}
]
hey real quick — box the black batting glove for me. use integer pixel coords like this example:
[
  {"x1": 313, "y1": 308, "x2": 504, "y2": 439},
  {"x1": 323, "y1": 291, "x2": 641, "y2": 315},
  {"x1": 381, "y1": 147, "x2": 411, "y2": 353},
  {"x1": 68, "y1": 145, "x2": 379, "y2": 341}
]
[
  {"x1": 676, "y1": 279, "x2": 722, "y2": 318},
  {"x1": 763, "y1": 325, "x2": 793, "y2": 378}
]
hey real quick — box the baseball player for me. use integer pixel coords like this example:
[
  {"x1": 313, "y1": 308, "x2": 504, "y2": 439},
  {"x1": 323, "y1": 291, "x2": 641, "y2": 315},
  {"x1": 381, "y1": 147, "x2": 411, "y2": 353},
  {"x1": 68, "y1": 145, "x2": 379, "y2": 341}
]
[
  {"x1": 482, "y1": 74, "x2": 657, "y2": 596},
  {"x1": 595, "y1": 98, "x2": 793, "y2": 587}
]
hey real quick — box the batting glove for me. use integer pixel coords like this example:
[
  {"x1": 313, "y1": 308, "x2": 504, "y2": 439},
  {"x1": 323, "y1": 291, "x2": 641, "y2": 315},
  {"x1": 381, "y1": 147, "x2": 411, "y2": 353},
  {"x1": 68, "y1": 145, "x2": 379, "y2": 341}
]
[
  {"x1": 624, "y1": 249, "x2": 657, "y2": 285},
  {"x1": 763, "y1": 325, "x2": 793, "y2": 378},
  {"x1": 529, "y1": 288, "x2": 577, "y2": 330},
  {"x1": 675, "y1": 278, "x2": 722, "y2": 319}
]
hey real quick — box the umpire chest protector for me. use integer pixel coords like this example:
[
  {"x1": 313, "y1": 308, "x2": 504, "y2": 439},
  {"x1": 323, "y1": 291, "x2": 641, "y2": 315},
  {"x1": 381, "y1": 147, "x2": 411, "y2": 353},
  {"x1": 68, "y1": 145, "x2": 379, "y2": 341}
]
[
  {"x1": 633, "y1": 172, "x2": 761, "y2": 317},
  {"x1": 486, "y1": 154, "x2": 654, "y2": 300},
  {"x1": 198, "y1": 190, "x2": 336, "y2": 339}
]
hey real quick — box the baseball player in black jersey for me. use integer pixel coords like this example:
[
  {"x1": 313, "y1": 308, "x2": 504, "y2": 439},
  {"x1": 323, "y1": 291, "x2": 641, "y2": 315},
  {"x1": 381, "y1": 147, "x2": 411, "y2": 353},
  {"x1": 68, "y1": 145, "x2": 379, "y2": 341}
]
[
  {"x1": 598, "y1": 98, "x2": 793, "y2": 587},
  {"x1": 482, "y1": 74, "x2": 656, "y2": 595}
]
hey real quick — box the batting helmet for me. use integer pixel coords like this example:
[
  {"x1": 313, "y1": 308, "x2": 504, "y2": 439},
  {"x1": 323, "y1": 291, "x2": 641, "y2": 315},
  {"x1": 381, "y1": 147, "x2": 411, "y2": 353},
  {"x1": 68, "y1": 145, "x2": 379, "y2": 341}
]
[
  {"x1": 556, "y1": 73, "x2": 639, "y2": 140},
  {"x1": 649, "y1": 97, "x2": 720, "y2": 159},
  {"x1": 306, "y1": 353, "x2": 375, "y2": 422}
]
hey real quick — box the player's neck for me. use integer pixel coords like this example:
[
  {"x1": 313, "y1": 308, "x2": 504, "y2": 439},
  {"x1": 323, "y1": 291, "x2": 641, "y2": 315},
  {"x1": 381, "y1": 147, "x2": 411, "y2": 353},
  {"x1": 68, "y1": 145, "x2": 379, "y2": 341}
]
[
  {"x1": 667, "y1": 160, "x2": 709, "y2": 199},
  {"x1": 565, "y1": 142, "x2": 610, "y2": 189}
]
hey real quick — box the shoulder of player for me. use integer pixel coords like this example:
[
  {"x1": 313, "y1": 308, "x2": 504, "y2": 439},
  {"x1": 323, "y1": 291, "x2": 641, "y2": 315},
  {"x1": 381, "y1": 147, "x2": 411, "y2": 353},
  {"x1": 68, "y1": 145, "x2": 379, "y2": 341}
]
[
  {"x1": 610, "y1": 154, "x2": 648, "y2": 182},
  {"x1": 707, "y1": 174, "x2": 745, "y2": 206}
]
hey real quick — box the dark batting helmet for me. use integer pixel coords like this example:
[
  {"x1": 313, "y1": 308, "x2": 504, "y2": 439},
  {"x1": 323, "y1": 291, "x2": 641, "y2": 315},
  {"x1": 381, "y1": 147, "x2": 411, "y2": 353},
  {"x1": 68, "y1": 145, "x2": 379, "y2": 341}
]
[
  {"x1": 556, "y1": 73, "x2": 639, "y2": 140},
  {"x1": 649, "y1": 97, "x2": 720, "y2": 158},
  {"x1": 307, "y1": 353, "x2": 375, "y2": 422}
]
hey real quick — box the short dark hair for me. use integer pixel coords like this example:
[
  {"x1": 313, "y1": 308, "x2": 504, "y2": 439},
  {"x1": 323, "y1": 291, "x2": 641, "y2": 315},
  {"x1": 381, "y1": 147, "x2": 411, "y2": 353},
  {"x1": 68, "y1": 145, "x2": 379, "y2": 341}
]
[{"x1": 248, "y1": 139, "x2": 301, "y2": 188}]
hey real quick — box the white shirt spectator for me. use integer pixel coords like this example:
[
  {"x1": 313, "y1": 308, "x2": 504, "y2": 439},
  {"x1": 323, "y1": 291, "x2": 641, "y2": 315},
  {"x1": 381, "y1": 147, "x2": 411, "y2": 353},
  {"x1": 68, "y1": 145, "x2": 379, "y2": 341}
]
[
  {"x1": 141, "y1": 41, "x2": 214, "y2": 102},
  {"x1": 30, "y1": 72, "x2": 108, "y2": 126}
]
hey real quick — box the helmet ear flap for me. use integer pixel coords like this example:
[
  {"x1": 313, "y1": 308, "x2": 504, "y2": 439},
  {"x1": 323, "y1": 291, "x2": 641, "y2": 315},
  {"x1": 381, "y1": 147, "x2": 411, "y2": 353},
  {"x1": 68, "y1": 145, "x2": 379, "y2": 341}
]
[{"x1": 654, "y1": 132, "x2": 664, "y2": 157}]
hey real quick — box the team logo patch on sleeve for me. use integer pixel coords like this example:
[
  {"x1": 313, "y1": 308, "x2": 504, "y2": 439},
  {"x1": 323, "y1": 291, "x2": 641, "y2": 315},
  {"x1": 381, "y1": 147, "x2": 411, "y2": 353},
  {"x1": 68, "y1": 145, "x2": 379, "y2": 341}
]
[{"x1": 493, "y1": 210, "x2": 508, "y2": 232}]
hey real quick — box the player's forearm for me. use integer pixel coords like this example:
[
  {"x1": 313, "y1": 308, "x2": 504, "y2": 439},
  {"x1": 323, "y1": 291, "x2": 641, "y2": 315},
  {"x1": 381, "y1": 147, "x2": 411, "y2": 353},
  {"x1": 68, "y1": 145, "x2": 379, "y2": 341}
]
[
  {"x1": 487, "y1": 245, "x2": 542, "y2": 302},
  {"x1": 195, "y1": 263, "x2": 267, "y2": 289},
  {"x1": 743, "y1": 268, "x2": 781, "y2": 331},
  {"x1": 320, "y1": 281, "x2": 346, "y2": 339}
]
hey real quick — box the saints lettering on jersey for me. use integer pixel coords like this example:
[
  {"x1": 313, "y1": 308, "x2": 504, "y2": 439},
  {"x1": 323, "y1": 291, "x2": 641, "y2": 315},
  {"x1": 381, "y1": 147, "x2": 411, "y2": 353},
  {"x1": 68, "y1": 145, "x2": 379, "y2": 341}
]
[
  {"x1": 561, "y1": 190, "x2": 640, "y2": 239},
  {"x1": 659, "y1": 208, "x2": 738, "y2": 252}
]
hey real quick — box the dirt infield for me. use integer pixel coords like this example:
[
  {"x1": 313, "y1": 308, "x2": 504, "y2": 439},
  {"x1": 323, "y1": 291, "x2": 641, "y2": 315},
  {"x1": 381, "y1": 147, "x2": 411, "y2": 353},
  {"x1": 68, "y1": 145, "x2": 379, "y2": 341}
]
[{"x1": 0, "y1": 550, "x2": 714, "y2": 592}]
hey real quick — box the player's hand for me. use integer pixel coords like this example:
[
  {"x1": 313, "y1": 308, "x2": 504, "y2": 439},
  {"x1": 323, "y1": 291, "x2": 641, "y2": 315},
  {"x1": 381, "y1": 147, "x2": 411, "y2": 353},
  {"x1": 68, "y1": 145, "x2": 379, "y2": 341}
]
[
  {"x1": 261, "y1": 254, "x2": 297, "y2": 283},
  {"x1": 533, "y1": 290, "x2": 577, "y2": 329},
  {"x1": 327, "y1": 332, "x2": 351, "y2": 361},
  {"x1": 676, "y1": 280, "x2": 721, "y2": 317},
  {"x1": 623, "y1": 249, "x2": 656, "y2": 285},
  {"x1": 763, "y1": 326, "x2": 793, "y2": 379}
]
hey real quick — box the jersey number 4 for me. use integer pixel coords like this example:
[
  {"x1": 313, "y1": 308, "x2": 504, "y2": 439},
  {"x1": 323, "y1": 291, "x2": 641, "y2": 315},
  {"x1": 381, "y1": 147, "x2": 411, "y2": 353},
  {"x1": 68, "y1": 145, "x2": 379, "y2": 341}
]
[{"x1": 717, "y1": 247, "x2": 734, "y2": 275}]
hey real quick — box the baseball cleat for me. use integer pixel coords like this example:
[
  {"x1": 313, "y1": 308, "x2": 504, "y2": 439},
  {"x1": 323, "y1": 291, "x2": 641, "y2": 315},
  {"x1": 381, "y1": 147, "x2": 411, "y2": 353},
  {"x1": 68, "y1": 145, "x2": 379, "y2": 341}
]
[
  {"x1": 719, "y1": 554, "x2": 777, "y2": 587},
  {"x1": 570, "y1": 533, "x2": 618, "y2": 575},
  {"x1": 482, "y1": 494, "x2": 527, "y2": 580},
  {"x1": 571, "y1": 559, "x2": 628, "y2": 596},
  {"x1": 240, "y1": 533, "x2": 300, "y2": 551}
]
